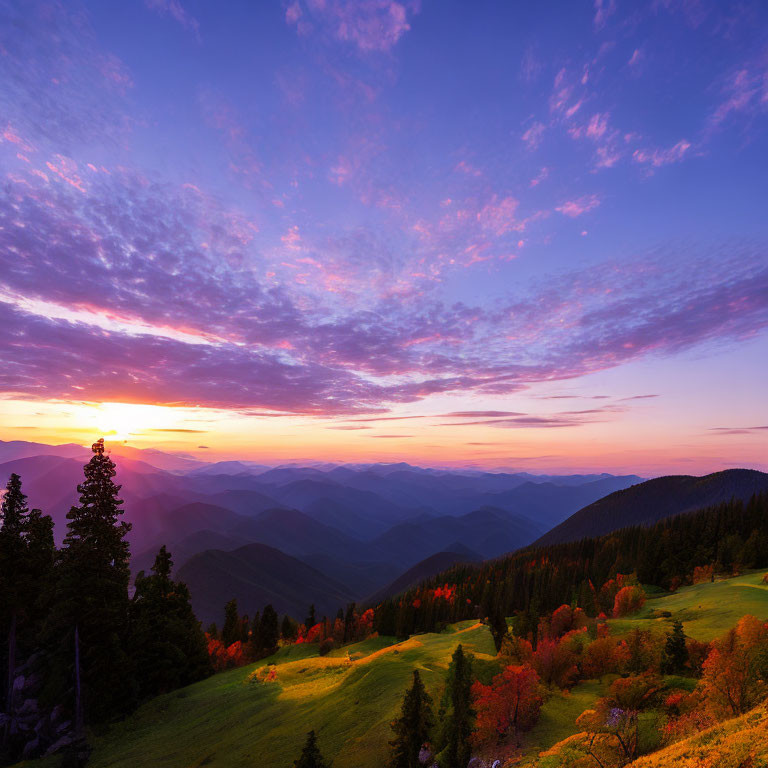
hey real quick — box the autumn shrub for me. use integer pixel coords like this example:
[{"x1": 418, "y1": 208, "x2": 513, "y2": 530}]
[
  {"x1": 612, "y1": 585, "x2": 646, "y2": 618},
  {"x1": 692, "y1": 564, "x2": 715, "y2": 584},
  {"x1": 605, "y1": 673, "x2": 663, "y2": 712},
  {"x1": 532, "y1": 636, "x2": 579, "y2": 690},
  {"x1": 207, "y1": 637, "x2": 250, "y2": 671},
  {"x1": 582, "y1": 636, "x2": 623, "y2": 679}
]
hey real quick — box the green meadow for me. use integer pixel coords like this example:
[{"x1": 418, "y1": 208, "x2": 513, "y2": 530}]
[{"x1": 608, "y1": 570, "x2": 768, "y2": 642}]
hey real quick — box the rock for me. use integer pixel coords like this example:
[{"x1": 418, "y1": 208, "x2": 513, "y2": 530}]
[
  {"x1": 21, "y1": 736, "x2": 40, "y2": 759},
  {"x1": 45, "y1": 733, "x2": 75, "y2": 756},
  {"x1": 56, "y1": 719, "x2": 72, "y2": 735}
]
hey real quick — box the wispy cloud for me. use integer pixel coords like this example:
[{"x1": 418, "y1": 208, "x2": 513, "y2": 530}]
[
  {"x1": 522, "y1": 122, "x2": 546, "y2": 150},
  {"x1": 285, "y1": 0, "x2": 420, "y2": 52},
  {"x1": 708, "y1": 425, "x2": 768, "y2": 435},
  {"x1": 633, "y1": 139, "x2": 692, "y2": 168},
  {"x1": 145, "y1": 0, "x2": 200, "y2": 38},
  {"x1": 556, "y1": 194, "x2": 601, "y2": 217}
]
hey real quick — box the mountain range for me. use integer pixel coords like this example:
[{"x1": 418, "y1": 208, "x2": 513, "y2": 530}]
[{"x1": 6, "y1": 439, "x2": 765, "y2": 628}]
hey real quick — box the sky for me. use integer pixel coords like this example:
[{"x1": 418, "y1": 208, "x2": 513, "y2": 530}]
[{"x1": 0, "y1": 0, "x2": 766, "y2": 475}]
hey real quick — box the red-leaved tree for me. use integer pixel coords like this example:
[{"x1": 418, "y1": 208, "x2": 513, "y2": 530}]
[{"x1": 472, "y1": 664, "x2": 543, "y2": 748}]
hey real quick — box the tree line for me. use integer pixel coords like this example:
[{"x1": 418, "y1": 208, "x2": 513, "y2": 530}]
[
  {"x1": 371, "y1": 492, "x2": 768, "y2": 639},
  {"x1": 0, "y1": 440, "x2": 210, "y2": 765}
]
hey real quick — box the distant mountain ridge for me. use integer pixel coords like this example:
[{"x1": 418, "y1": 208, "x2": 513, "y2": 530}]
[
  {"x1": 177, "y1": 542, "x2": 355, "y2": 624},
  {"x1": 534, "y1": 469, "x2": 768, "y2": 546},
  {"x1": 0, "y1": 438, "x2": 654, "y2": 624}
]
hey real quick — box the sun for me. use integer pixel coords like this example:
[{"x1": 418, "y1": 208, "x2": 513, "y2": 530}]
[{"x1": 87, "y1": 402, "x2": 180, "y2": 441}]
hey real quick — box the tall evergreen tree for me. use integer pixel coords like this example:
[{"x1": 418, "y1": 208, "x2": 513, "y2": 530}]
[
  {"x1": 1, "y1": 474, "x2": 30, "y2": 742},
  {"x1": 221, "y1": 598, "x2": 240, "y2": 647},
  {"x1": 130, "y1": 545, "x2": 212, "y2": 700},
  {"x1": 305, "y1": 604, "x2": 316, "y2": 631},
  {"x1": 388, "y1": 670, "x2": 434, "y2": 768},
  {"x1": 294, "y1": 730, "x2": 329, "y2": 768},
  {"x1": 257, "y1": 605, "x2": 279, "y2": 657},
  {"x1": 662, "y1": 620, "x2": 689, "y2": 674},
  {"x1": 43, "y1": 439, "x2": 136, "y2": 723},
  {"x1": 437, "y1": 645, "x2": 475, "y2": 768},
  {"x1": 488, "y1": 605, "x2": 509, "y2": 653},
  {"x1": 281, "y1": 615, "x2": 298, "y2": 643},
  {"x1": 344, "y1": 602, "x2": 356, "y2": 643}
]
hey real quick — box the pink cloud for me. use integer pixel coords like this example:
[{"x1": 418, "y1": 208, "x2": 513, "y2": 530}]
[
  {"x1": 454, "y1": 159, "x2": 483, "y2": 177},
  {"x1": 556, "y1": 194, "x2": 601, "y2": 218},
  {"x1": 286, "y1": 2, "x2": 302, "y2": 25},
  {"x1": 522, "y1": 121, "x2": 546, "y2": 150},
  {"x1": 476, "y1": 196, "x2": 520, "y2": 236},
  {"x1": 1, "y1": 125, "x2": 35, "y2": 154},
  {"x1": 98, "y1": 54, "x2": 134, "y2": 93},
  {"x1": 628, "y1": 48, "x2": 644, "y2": 69},
  {"x1": 529, "y1": 167, "x2": 549, "y2": 187},
  {"x1": 286, "y1": 0, "x2": 419, "y2": 52},
  {"x1": 145, "y1": 0, "x2": 200, "y2": 38},
  {"x1": 709, "y1": 66, "x2": 768, "y2": 129},
  {"x1": 594, "y1": 0, "x2": 616, "y2": 29},
  {"x1": 632, "y1": 139, "x2": 691, "y2": 167}
]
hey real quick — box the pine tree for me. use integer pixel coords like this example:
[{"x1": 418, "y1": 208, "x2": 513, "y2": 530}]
[
  {"x1": 388, "y1": 670, "x2": 434, "y2": 768},
  {"x1": 488, "y1": 605, "x2": 509, "y2": 653},
  {"x1": 221, "y1": 598, "x2": 240, "y2": 647},
  {"x1": 239, "y1": 615, "x2": 251, "y2": 644},
  {"x1": 305, "y1": 604, "x2": 316, "y2": 631},
  {"x1": 1, "y1": 474, "x2": 30, "y2": 741},
  {"x1": 258, "y1": 605, "x2": 279, "y2": 657},
  {"x1": 344, "y1": 602, "x2": 356, "y2": 643},
  {"x1": 437, "y1": 645, "x2": 475, "y2": 768},
  {"x1": 281, "y1": 615, "x2": 297, "y2": 642},
  {"x1": 294, "y1": 730, "x2": 329, "y2": 768},
  {"x1": 662, "y1": 620, "x2": 689, "y2": 674},
  {"x1": 43, "y1": 439, "x2": 136, "y2": 723},
  {"x1": 130, "y1": 545, "x2": 212, "y2": 700},
  {"x1": 21, "y1": 507, "x2": 55, "y2": 648}
]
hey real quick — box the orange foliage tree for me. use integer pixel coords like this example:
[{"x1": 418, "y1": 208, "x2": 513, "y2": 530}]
[
  {"x1": 612, "y1": 585, "x2": 646, "y2": 618},
  {"x1": 692, "y1": 564, "x2": 715, "y2": 584},
  {"x1": 700, "y1": 615, "x2": 768, "y2": 716}
]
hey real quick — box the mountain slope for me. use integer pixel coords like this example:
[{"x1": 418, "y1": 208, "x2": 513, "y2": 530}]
[
  {"x1": 228, "y1": 507, "x2": 364, "y2": 561},
  {"x1": 370, "y1": 506, "x2": 543, "y2": 567},
  {"x1": 367, "y1": 548, "x2": 482, "y2": 604},
  {"x1": 176, "y1": 542, "x2": 356, "y2": 624},
  {"x1": 534, "y1": 468, "x2": 768, "y2": 546}
]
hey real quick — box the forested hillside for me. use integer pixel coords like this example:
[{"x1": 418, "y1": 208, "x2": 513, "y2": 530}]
[{"x1": 535, "y1": 469, "x2": 768, "y2": 546}]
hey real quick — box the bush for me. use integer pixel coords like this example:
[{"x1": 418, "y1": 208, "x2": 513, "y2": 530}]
[{"x1": 318, "y1": 638, "x2": 335, "y2": 656}]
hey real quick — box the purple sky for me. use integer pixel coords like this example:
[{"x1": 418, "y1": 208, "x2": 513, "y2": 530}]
[{"x1": 0, "y1": 0, "x2": 766, "y2": 472}]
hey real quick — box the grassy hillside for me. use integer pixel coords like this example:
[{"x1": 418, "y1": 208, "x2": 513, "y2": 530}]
[
  {"x1": 627, "y1": 700, "x2": 768, "y2": 767},
  {"x1": 17, "y1": 623, "x2": 607, "y2": 768},
  {"x1": 16, "y1": 572, "x2": 768, "y2": 768},
  {"x1": 609, "y1": 570, "x2": 768, "y2": 641}
]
